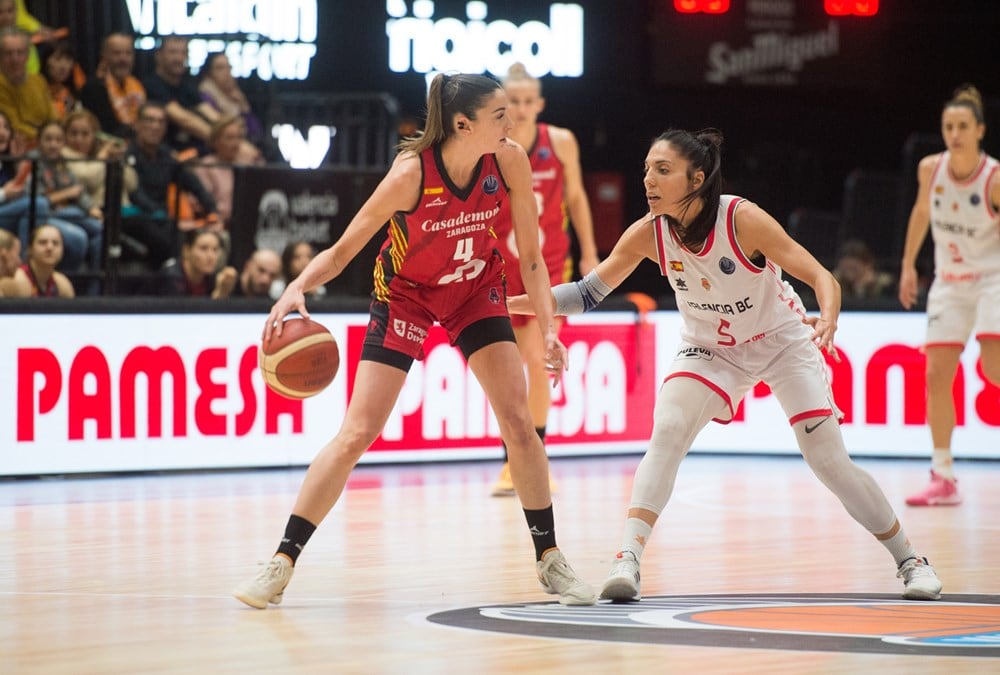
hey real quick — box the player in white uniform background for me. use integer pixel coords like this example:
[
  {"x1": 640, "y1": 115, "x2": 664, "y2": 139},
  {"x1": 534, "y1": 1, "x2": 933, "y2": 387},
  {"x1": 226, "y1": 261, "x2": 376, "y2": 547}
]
[
  {"x1": 510, "y1": 128, "x2": 943, "y2": 602},
  {"x1": 899, "y1": 83, "x2": 1000, "y2": 506}
]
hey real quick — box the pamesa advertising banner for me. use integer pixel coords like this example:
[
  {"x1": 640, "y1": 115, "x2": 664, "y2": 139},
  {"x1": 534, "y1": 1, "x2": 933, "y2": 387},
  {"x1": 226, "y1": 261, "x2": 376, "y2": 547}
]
[{"x1": 1, "y1": 311, "x2": 995, "y2": 475}]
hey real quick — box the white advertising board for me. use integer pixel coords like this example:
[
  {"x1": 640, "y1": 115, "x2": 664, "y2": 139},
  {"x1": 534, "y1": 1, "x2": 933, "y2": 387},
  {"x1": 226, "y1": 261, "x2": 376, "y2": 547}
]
[{"x1": 1, "y1": 311, "x2": 995, "y2": 475}]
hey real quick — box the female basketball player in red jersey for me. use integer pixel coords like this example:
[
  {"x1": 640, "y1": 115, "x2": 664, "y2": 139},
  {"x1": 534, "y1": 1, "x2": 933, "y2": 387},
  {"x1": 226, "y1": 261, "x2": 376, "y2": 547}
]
[
  {"x1": 489, "y1": 63, "x2": 601, "y2": 496},
  {"x1": 898, "y1": 84, "x2": 1000, "y2": 506},
  {"x1": 233, "y1": 73, "x2": 595, "y2": 609},
  {"x1": 511, "y1": 128, "x2": 942, "y2": 602}
]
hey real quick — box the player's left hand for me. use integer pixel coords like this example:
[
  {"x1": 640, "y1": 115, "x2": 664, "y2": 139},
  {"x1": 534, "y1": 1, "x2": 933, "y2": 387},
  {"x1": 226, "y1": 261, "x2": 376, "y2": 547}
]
[{"x1": 803, "y1": 315, "x2": 840, "y2": 362}]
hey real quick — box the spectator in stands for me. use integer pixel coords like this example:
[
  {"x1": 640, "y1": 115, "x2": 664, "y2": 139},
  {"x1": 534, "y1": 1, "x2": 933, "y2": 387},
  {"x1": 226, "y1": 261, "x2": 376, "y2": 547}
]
[
  {"x1": 142, "y1": 36, "x2": 210, "y2": 154},
  {"x1": 31, "y1": 120, "x2": 103, "y2": 270},
  {"x1": 197, "y1": 52, "x2": 264, "y2": 151},
  {"x1": 79, "y1": 32, "x2": 145, "y2": 139},
  {"x1": 232, "y1": 247, "x2": 281, "y2": 297},
  {"x1": 0, "y1": 27, "x2": 53, "y2": 145},
  {"x1": 2, "y1": 222, "x2": 74, "y2": 296},
  {"x1": 0, "y1": 0, "x2": 58, "y2": 75},
  {"x1": 62, "y1": 109, "x2": 136, "y2": 212},
  {"x1": 40, "y1": 39, "x2": 81, "y2": 119},
  {"x1": 0, "y1": 108, "x2": 34, "y2": 240},
  {"x1": 146, "y1": 227, "x2": 235, "y2": 297},
  {"x1": 0, "y1": 109, "x2": 84, "y2": 268},
  {"x1": 0, "y1": 225, "x2": 19, "y2": 279},
  {"x1": 833, "y1": 239, "x2": 895, "y2": 300},
  {"x1": 269, "y1": 239, "x2": 326, "y2": 300},
  {"x1": 191, "y1": 114, "x2": 261, "y2": 227},
  {"x1": 124, "y1": 102, "x2": 220, "y2": 268}
]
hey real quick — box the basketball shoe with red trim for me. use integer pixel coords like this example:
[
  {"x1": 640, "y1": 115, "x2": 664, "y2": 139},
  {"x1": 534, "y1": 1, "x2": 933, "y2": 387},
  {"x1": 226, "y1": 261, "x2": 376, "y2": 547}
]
[
  {"x1": 599, "y1": 550, "x2": 641, "y2": 602},
  {"x1": 897, "y1": 556, "x2": 942, "y2": 600}
]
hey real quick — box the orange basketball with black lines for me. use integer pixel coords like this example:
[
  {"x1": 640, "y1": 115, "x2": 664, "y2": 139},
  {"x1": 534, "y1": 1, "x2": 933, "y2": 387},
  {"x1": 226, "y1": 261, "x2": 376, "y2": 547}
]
[{"x1": 259, "y1": 318, "x2": 339, "y2": 399}]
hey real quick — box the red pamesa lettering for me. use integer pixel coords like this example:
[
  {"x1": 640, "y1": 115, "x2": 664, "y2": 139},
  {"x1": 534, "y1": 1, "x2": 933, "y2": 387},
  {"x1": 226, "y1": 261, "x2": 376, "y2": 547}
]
[{"x1": 16, "y1": 345, "x2": 304, "y2": 442}]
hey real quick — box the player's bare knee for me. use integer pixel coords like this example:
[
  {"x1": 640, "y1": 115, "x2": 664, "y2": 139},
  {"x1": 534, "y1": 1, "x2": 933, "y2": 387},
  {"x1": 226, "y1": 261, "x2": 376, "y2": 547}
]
[{"x1": 334, "y1": 425, "x2": 382, "y2": 460}]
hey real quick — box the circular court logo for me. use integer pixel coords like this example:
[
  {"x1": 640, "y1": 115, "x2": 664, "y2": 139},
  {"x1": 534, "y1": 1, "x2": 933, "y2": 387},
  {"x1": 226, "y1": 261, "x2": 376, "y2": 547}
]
[{"x1": 427, "y1": 594, "x2": 1000, "y2": 657}]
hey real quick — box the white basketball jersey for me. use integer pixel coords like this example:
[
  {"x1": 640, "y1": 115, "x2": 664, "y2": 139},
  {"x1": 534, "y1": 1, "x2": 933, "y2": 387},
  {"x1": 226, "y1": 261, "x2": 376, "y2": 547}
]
[
  {"x1": 929, "y1": 151, "x2": 1000, "y2": 280},
  {"x1": 653, "y1": 195, "x2": 806, "y2": 348}
]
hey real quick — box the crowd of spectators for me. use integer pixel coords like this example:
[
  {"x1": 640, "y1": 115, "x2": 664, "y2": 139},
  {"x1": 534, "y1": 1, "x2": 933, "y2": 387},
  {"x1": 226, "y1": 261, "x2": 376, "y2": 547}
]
[
  {"x1": 0, "y1": 9, "x2": 913, "y2": 305},
  {"x1": 0, "y1": 9, "x2": 290, "y2": 299}
]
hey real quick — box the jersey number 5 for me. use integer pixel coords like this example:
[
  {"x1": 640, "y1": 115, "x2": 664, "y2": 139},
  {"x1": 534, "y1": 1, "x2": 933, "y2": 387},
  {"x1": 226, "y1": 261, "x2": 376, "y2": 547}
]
[
  {"x1": 717, "y1": 318, "x2": 736, "y2": 347},
  {"x1": 438, "y1": 237, "x2": 486, "y2": 285}
]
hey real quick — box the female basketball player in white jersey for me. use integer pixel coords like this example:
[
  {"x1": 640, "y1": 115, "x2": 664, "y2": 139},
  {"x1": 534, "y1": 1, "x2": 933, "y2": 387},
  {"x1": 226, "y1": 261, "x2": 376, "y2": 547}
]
[
  {"x1": 511, "y1": 128, "x2": 942, "y2": 602},
  {"x1": 899, "y1": 84, "x2": 1000, "y2": 506}
]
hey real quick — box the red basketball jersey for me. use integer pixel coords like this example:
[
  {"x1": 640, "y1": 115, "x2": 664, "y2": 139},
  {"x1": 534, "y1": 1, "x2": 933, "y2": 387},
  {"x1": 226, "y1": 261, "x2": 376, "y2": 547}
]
[
  {"x1": 495, "y1": 124, "x2": 571, "y2": 292},
  {"x1": 373, "y1": 145, "x2": 510, "y2": 301}
]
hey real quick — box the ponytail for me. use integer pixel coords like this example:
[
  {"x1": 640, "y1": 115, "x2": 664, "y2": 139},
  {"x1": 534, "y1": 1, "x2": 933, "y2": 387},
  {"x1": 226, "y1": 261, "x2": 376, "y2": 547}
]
[{"x1": 399, "y1": 73, "x2": 502, "y2": 155}]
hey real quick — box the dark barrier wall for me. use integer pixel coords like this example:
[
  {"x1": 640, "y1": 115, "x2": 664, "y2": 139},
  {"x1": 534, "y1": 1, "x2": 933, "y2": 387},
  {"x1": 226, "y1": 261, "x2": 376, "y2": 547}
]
[{"x1": 228, "y1": 167, "x2": 384, "y2": 296}]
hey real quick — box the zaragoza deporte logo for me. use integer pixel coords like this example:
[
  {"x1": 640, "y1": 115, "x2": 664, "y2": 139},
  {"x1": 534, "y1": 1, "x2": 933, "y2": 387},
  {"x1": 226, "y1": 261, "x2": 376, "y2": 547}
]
[{"x1": 428, "y1": 594, "x2": 1000, "y2": 657}]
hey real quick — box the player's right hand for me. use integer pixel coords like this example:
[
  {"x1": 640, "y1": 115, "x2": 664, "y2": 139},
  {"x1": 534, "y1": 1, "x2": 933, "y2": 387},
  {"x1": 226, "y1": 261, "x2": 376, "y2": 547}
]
[{"x1": 264, "y1": 285, "x2": 310, "y2": 343}]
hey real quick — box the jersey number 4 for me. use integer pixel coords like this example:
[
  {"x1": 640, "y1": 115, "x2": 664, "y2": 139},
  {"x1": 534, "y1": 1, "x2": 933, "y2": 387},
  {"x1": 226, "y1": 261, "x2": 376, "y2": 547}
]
[{"x1": 438, "y1": 237, "x2": 486, "y2": 284}]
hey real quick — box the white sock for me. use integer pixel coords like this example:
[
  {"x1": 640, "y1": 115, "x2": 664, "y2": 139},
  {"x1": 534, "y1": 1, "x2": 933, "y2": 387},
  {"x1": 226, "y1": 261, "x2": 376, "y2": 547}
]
[
  {"x1": 621, "y1": 517, "x2": 653, "y2": 560},
  {"x1": 931, "y1": 448, "x2": 955, "y2": 479},
  {"x1": 881, "y1": 528, "x2": 918, "y2": 566}
]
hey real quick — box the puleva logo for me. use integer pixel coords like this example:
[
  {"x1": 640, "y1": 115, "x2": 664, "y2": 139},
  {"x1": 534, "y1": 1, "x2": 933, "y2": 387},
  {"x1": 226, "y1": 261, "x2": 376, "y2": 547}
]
[
  {"x1": 482, "y1": 174, "x2": 499, "y2": 195},
  {"x1": 427, "y1": 594, "x2": 1000, "y2": 657}
]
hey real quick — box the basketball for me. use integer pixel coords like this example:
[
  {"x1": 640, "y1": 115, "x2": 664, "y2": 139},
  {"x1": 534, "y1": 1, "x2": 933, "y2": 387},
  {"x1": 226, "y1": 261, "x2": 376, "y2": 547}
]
[{"x1": 259, "y1": 318, "x2": 340, "y2": 399}]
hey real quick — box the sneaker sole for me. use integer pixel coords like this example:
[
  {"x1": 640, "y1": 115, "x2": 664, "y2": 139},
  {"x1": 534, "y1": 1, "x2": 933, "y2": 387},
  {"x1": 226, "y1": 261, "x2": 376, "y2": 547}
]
[
  {"x1": 903, "y1": 586, "x2": 942, "y2": 601},
  {"x1": 599, "y1": 579, "x2": 640, "y2": 602},
  {"x1": 905, "y1": 497, "x2": 962, "y2": 506},
  {"x1": 558, "y1": 591, "x2": 597, "y2": 606},
  {"x1": 490, "y1": 488, "x2": 516, "y2": 497},
  {"x1": 232, "y1": 590, "x2": 269, "y2": 609}
]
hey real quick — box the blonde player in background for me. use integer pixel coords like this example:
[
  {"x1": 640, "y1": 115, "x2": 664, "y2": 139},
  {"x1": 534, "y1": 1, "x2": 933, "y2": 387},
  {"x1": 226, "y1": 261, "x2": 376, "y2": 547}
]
[
  {"x1": 490, "y1": 62, "x2": 600, "y2": 496},
  {"x1": 899, "y1": 84, "x2": 1000, "y2": 506},
  {"x1": 510, "y1": 128, "x2": 943, "y2": 602}
]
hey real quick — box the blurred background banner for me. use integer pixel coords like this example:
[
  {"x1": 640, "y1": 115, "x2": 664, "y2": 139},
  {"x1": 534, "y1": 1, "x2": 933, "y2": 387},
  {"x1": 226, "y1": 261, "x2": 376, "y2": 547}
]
[{"x1": 649, "y1": 0, "x2": 888, "y2": 89}]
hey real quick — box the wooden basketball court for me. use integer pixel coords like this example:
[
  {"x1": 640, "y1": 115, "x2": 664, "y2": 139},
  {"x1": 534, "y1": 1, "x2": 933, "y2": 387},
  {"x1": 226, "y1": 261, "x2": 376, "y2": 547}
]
[{"x1": 2, "y1": 454, "x2": 996, "y2": 673}]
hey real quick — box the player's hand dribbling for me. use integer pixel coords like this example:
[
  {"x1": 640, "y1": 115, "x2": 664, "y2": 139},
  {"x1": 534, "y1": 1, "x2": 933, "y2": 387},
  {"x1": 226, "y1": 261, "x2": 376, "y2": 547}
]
[
  {"x1": 803, "y1": 315, "x2": 840, "y2": 362},
  {"x1": 264, "y1": 285, "x2": 310, "y2": 343}
]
